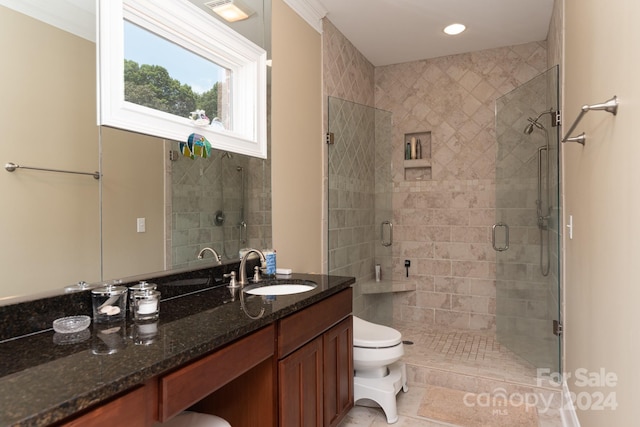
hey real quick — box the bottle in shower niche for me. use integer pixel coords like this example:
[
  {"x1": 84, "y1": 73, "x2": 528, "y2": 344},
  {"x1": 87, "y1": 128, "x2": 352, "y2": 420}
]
[
  {"x1": 410, "y1": 137, "x2": 417, "y2": 159},
  {"x1": 416, "y1": 138, "x2": 422, "y2": 159},
  {"x1": 405, "y1": 141, "x2": 411, "y2": 160}
]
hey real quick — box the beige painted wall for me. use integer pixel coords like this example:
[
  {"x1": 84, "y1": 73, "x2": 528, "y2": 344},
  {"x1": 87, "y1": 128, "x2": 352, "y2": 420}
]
[
  {"x1": 101, "y1": 127, "x2": 165, "y2": 280},
  {"x1": 271, "y1": 0, "x2": 323, "y2": 272},
  {"x1": 0, "y1": 6, "x2": 100, "y2": 298},
  {"x1": 564, "y1": 0, "x2": 640, "y2": 425}
]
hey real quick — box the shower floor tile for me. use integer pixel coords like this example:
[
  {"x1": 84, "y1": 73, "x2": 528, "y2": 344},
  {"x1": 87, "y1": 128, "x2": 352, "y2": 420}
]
[{"x1": 395, "y1": 320, "x2": 546, "y2": 387}]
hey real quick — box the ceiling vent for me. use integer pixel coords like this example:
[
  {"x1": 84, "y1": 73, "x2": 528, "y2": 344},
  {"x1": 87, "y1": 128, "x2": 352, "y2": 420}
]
[{"x1": 205, "y1": 0, "x2": 253, "y2": 22}]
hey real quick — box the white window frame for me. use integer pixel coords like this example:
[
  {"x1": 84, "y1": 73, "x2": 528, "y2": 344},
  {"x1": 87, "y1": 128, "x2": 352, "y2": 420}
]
[{"x1": 98, "y1": 0, "x2": 267, "y2": 158}]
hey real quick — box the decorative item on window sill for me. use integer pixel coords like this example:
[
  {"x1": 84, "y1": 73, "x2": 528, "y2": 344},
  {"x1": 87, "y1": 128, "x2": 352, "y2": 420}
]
[
  {"x1": 189, "y1": 109, "x2": 210, "y2": 126},
  {"x1": 180, "y1": 133, "x2": 212, "y2": 159}
]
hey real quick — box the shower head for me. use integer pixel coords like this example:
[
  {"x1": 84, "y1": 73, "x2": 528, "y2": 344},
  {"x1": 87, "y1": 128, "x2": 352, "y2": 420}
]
[
  {"x1": 524, "y1": 117, "x2": 544, "y2": 134},
  {"x1": 523, "y1": 108, "x2": 554, "y2": 134}
]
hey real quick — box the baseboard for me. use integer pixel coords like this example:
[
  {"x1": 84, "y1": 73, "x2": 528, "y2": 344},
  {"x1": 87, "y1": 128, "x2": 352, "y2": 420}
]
[{"x1": 560, "y1": 380, "x2": 581, "y2": 427}]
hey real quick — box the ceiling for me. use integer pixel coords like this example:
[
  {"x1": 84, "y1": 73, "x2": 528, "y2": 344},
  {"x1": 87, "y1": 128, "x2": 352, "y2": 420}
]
[
  {"x1": 2, "y1": 0, "x2": 554, "y2": 68},
  {"x1": 0, "y1": 0, "x2": 95, "y2": 41},
  {"x1": 316, "y1": 0, "x2": 555, "y2": 67}
]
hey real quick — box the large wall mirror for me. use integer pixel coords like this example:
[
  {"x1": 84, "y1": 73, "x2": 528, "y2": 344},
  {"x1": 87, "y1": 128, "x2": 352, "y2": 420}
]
[{"x1": 0, "y1": 0, "x2": 271, "y2": 303}]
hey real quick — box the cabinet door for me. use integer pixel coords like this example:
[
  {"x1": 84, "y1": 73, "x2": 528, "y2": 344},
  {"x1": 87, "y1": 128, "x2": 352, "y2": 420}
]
[
  {"x1": 278, "y1": 336, "x2": 323, "y2": 427},
  {"x1": 323, "y1": 316, "x2": 353, "y2": 427}
]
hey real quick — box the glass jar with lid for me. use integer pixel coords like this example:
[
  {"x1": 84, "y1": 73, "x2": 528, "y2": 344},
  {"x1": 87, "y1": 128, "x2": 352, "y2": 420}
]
[
  {"x1": 91, "y1": 284, "x2": 127, "y2": 323},
  {"x1": 132, "y1": 288, "x2": 161, "y2": 321},
  {"x1": 128, "y1": 281, "x2": 157, "y2": 315}
]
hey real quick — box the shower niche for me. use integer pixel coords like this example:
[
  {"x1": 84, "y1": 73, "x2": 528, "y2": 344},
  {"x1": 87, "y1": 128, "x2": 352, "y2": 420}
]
[{"x1": 403, "y1": 131, "x2": 431, "y2": 181}]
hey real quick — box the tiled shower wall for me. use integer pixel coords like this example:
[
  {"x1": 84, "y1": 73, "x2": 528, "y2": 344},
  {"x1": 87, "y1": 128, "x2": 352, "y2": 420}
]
[
  {"x1": 323, "y1": 20, "x2": 375, "y2": 108},
  {"x1": 375, "y1": 42, "x2": 549, "y2": 330}
]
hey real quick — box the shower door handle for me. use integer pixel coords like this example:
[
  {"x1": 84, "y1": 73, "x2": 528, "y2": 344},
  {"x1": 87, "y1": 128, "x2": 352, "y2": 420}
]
[
  {"x1": 492, "y1": 223, "x2": 509, "y2": 252},
  {"x1": 381, "y1": 221, "x2": 393, "y2": 247}
]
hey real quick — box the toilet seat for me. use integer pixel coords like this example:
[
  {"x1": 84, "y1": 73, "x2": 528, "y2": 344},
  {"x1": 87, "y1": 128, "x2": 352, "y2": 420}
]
[{"x1": 353, "y1": 316, "x2": 402, "y2": 348}]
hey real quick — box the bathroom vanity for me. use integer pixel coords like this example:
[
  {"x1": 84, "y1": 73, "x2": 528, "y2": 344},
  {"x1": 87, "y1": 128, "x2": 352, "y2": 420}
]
[{"x1": 0, "y1": 271, "x2": 354, "y2": 426}]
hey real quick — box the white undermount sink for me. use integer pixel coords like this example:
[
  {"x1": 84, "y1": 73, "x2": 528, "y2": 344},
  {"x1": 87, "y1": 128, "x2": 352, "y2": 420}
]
[{"x1": 244, "y1": 282, "x2": 316, "y2": 296}]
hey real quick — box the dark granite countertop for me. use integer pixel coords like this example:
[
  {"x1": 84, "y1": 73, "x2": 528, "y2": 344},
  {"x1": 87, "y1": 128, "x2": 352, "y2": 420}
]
[{"x1": 0, "y1": 272, "x2": 355, "y2": 426}]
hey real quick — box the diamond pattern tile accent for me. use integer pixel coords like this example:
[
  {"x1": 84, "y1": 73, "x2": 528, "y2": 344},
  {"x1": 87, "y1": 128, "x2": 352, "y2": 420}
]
[
  {"x1": 376, "y1": 42, "x2": 547, "y2": 182},
  {"x1": 323, "y1": 19, "x2": 374, "y2": 107}
]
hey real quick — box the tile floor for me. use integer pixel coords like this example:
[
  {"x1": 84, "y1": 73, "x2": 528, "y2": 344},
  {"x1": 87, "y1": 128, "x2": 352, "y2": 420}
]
[{"x1": 339, "y1": 322, "x2": 564, "y2": 427}]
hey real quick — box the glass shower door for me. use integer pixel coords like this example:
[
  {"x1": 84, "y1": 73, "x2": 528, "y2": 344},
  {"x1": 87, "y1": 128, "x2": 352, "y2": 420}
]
[
  {"x1": 494, "y1": 66, "x2": 561, "y2": 374},
  {"x1": 327, "y1": 97, "x2": 393, "y2": 325}
]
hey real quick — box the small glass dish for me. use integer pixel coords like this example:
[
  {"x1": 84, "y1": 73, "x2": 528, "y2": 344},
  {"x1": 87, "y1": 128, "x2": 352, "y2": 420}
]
[
  {"x1": 53, "y1": 329, "x2": 91, "y2": 345},
  {"x1": 53, "y1": 315, "x2": 91, "y2": 334}
]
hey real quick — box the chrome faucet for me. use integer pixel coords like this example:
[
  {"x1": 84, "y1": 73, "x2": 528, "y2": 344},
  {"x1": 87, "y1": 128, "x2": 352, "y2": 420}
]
[
  {"x1": 238, "y1": 248, "x2": 265, "y2": 286},
  {"x1": 197, "y1": 247, "x2": 222, "y2": 264}
]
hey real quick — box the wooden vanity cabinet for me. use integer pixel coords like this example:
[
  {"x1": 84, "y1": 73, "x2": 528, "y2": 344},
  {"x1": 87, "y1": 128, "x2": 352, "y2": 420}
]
[
  {"x1": 60, "y1": 325, "x2": 275, "y2": 427},
  {"x1": 277, "y1": 288, "x2": 353, "y2": 427},
  {"x1": 56, "y1": 287, "x2": 353, "y2": 427}
]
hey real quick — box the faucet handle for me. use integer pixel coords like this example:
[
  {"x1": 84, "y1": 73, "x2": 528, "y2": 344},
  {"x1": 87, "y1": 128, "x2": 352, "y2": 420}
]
[
  {"x1": 223, "y1": 271, "x2": 238, "y2": 288},
  {"x1": 253, "y1": 266, "x2": 261, "y2": 283}
]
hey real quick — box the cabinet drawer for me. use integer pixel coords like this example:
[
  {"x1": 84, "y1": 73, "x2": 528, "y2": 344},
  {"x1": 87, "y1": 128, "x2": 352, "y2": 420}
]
[
  {"x1": 278, "y1": 288, "x2": 352, "y2": 358},
  {"x1": 159, "y1": 324, "x2": 275, "y2": 421},
  {"x1": 61, "y1": 384, "x2": 154, "y2": 427}
]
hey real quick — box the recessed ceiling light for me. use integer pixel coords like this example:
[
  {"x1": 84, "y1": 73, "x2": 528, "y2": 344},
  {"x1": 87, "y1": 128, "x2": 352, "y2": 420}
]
[{"x1": 444, "y1": 23, "x2": 466, "y2": 36}]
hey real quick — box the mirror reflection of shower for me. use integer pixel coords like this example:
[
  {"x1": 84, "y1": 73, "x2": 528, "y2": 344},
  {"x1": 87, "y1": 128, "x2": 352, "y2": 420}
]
[
  {"x1": 524, "y1": 109, "x2": 555, "y2": 277},
  {"x1": 221, "y1": 152, "x2": 247, "y2": 260}
]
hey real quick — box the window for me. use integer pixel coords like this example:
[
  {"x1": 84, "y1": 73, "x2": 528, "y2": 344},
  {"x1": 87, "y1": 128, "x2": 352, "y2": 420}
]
[{"x1": 98, "y1": 0, "x2": 267, "y2": 158}]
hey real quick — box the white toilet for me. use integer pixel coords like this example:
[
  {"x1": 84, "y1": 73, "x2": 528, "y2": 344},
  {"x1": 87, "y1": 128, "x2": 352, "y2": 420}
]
[{"x1": 353, "y1": 316, "x2": 408, "y2": 424}]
